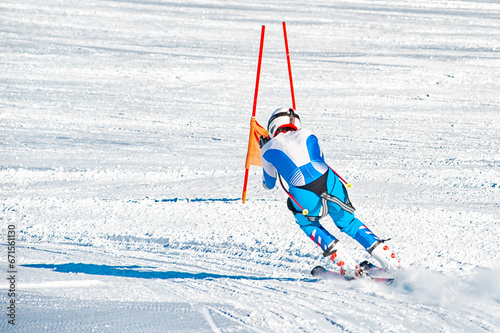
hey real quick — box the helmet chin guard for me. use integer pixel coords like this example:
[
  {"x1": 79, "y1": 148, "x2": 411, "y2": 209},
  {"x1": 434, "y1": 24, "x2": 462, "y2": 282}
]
[{"x1": 267, "y1": 107, "x2": 301, "y2": 138}]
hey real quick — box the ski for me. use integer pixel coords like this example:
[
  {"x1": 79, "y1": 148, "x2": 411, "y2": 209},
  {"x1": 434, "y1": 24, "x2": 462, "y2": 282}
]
[{"x1": 311, "y1": 261, "x2": 394, "y2": 284}]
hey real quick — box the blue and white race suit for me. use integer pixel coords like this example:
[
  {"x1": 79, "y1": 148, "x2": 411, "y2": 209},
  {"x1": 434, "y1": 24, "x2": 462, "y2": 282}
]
[{"x1": 261, "y1": 128, "x2": 379, "y2": 253}]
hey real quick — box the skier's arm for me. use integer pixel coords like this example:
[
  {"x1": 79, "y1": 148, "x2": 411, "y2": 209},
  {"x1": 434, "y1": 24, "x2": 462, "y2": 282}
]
[
  {"x1": 262, "y1": 169, "x2": 276, "y2": 189},
  {"x1": 261, "y1": 155, "x2": 277, "y2": 190}
]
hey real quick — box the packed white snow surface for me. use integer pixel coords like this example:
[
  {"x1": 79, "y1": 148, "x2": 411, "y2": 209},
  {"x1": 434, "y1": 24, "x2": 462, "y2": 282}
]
[{"x1": 1, "y1": 0, "x2": 499, "y2": 331}]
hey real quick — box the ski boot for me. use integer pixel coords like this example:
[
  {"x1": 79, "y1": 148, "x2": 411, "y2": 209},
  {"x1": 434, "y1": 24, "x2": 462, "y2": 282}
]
[
  {"x1": 369, "y1": 241, "x2": 403, "y2": 273},
  {"x1": 324, "y1": 240, "x2": 366, "y2": 280}
]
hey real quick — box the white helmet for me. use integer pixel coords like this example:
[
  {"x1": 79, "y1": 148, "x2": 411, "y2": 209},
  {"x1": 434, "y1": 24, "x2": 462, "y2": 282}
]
[{"x1": 267, "y1": 107, "x2": 301, "y2": 138}]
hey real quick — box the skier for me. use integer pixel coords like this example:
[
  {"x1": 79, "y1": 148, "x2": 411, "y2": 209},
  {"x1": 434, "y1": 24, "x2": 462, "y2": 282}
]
[{"x1": 260, "y1": 107, "x2": 403, "y2": 280}]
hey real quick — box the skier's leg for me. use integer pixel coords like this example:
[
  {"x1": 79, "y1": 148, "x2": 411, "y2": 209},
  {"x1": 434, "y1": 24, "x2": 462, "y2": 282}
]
[
  {"x1": 354, "y1": 224, "x2": 380, "y2": 251},
  {"x1": 325, "y1": 173, "x2": 366, "y2": 239},
  {"x1": 328, "y1": 204, "x2": 403, "y2": 272},
  {"x1": 294, "y1": 213, "x2": 362, "y2": 280},
  {"x1": 325, "y1": 173, "x2": 403, "y2": 273},
  {"x1": 326, "y1": 200, "x2": 364, "y2": 239}
]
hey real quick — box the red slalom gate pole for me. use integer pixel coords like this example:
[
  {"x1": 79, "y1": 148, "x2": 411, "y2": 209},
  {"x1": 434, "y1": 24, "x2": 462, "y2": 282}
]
[
  {"x1": 282, "y1": 22, "x2": 296, "y2": 110},
  {"x1": 252, "y1": 25, "x2": 266, "y2": 118},
  {"x1": 242, "y1": 25, "x2": 266, "y2": 204},
  {"x1": 242, "y1": 168, "x2": 250, "y2": 204}
]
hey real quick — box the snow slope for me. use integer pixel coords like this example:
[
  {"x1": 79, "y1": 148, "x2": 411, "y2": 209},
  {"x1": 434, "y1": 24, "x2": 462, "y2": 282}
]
[{"x1": 1, "y1": 0, "x2": 499, "y2": 331}]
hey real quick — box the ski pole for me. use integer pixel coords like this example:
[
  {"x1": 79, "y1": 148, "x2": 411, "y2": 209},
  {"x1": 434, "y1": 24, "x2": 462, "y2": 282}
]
[
  {"x1": 329, "y1": 166, "x2": 352, "y2": 188},
  {"x1": 278, "y1": 175, "x2": 309, "y2": 216}
]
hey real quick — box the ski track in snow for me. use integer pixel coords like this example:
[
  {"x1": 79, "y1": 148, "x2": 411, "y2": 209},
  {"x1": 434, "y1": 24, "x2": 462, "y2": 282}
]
[{"x1": 1, "y1": 0, "x2": 499, "y2": 332}]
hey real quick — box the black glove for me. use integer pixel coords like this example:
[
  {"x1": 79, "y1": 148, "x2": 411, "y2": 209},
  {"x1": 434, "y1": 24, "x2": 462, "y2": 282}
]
[{"x1": 259, "y1": 135, "x2": 270, "y2": 148}]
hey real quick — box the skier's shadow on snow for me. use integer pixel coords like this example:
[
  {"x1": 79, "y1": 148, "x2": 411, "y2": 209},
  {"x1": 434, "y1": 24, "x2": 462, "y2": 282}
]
[{"x1": 22, "y1": 263, "x2": 312, "y2": 282}]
